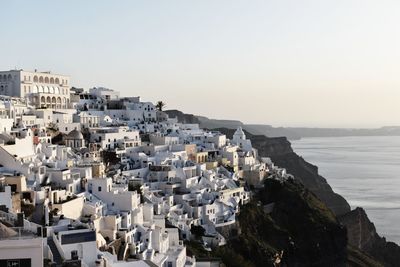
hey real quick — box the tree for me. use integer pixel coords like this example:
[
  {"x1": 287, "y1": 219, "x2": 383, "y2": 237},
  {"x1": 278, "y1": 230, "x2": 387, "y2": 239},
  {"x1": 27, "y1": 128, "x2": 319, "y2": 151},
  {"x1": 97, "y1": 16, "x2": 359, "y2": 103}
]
[
  {"x1": 156, "y1": 101, "x2": 166, "y2": 111},
  {"x1": 190, "y1": 225, "x2": 206, "y2": 239}
]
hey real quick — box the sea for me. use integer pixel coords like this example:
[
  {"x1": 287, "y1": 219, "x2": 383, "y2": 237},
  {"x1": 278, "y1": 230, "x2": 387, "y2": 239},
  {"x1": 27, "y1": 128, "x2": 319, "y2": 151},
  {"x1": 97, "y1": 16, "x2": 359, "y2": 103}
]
[{"x1": 292, "y1": 136, "x2": 400, "y2": 245}]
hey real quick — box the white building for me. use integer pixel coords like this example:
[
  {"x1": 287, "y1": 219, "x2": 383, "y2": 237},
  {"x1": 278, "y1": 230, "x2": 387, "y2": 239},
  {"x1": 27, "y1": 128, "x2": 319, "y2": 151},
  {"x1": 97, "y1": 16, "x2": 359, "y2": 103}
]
[
  {"x1": 0, "y1": 69, "x2": 71, "y2": 109},
  {"x1": 231, "y1": 127, "x2": 252, "y2": 152},
  {"x1": 89, "y1": 87, "x2": 120, "y2": 101}
]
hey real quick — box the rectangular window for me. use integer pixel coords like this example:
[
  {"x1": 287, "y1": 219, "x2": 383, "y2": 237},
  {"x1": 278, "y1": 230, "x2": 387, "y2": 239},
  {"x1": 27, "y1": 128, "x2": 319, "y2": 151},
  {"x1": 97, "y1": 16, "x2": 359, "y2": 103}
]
[{"x1": 98, "y1": 186, "x2": 102, "y2": 192}]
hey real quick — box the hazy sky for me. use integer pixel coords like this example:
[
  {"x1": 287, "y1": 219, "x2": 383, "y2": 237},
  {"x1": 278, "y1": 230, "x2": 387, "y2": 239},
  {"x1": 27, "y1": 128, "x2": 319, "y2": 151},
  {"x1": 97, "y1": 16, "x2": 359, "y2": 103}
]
[{"x1": 2, "y1": 1, "x2": 400, "y2": 128}]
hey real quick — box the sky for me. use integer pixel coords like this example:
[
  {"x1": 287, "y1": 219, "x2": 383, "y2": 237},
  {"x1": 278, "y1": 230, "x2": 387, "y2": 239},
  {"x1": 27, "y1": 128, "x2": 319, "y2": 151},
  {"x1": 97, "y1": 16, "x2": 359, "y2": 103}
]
[{"x1": 1, "y1": 0, "x2": 400, "y2": 128}]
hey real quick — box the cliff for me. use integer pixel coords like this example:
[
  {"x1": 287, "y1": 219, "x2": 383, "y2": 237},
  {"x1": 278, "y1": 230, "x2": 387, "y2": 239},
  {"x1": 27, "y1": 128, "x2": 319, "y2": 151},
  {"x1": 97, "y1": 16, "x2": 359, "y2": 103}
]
[
  {"x1": 168, "y1": 110, "x2": 400, "y2": 266},
  {"x1": 216, "y1": 127, "x2": 400, "y2": 266},
  {"x1": 187, "y1": 179, "x2": 381, "y2": 267},
  {"x1": 340, "y1": 208, "x2": 400, "y2": 267}
]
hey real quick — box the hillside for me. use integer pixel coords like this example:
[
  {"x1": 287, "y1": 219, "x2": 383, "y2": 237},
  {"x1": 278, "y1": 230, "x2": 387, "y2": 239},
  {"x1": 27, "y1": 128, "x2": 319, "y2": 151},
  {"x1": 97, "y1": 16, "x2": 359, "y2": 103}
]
[
  {"x1": 187, "y1": 179, "x2": 382, "y2": 267},
  {"x1": 167, "y1": 109, "x2": 400, "y2": 267}
]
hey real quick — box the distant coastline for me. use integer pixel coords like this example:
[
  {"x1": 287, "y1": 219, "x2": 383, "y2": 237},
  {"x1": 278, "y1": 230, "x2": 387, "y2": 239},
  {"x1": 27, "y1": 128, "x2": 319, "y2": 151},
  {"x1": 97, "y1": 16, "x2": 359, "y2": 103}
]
[
  {"x1": 166, "y1": 110, "x2": 400, "y2": 140},
  {"x1": 245, "y1": 125, "x2": 400, "y2": 140}
]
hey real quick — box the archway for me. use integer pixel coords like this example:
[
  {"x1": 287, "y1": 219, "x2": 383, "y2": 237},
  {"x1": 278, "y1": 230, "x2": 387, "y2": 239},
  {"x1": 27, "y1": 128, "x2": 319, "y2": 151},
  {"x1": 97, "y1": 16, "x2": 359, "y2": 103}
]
[{"x1": 57, "y1": 97, "x2": 61, "y2": 109}]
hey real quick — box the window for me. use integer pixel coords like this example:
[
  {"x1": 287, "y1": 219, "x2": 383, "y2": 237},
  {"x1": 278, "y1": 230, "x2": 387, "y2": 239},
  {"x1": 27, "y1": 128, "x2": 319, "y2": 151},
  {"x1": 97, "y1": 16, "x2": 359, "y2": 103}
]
[{"x1": 98, "y1": 186, "x2": 102, "y2": 192}]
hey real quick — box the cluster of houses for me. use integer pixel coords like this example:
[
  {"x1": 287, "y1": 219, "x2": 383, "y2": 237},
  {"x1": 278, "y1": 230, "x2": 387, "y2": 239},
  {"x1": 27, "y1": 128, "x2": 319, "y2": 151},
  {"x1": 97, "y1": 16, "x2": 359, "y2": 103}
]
[{"x1": 0, "y1": 69, "x2": 290, "y2": 267}]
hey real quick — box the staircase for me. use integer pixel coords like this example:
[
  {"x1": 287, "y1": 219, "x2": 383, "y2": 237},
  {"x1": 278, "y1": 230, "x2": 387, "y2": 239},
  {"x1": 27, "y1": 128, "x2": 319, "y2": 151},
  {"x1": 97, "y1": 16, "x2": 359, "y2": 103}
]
[{"x1": 47, "y1": 237, "x2": 63, "y2": 266}]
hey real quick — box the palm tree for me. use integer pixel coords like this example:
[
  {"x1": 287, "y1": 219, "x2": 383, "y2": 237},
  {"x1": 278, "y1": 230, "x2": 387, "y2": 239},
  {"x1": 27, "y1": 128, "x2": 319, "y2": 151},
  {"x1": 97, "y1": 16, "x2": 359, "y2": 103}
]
[{"x1": 156, "y1": 101, "x2": 166, "y2": 111}]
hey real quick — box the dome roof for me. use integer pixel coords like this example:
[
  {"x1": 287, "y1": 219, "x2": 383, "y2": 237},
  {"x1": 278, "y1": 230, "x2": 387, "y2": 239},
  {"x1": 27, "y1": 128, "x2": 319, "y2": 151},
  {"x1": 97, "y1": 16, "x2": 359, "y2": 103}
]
[
  {"x1": 234, "y1": 127, "x2": 245, "y2": 136},
  {"x1": 235, "y1": 127, "x2": 245, "y2": 135},
  {"x1": 66, "y1": 129, "x2": 84, "y2": 140},
  {"x1": 233, "y1": 126, "x2": 246, "y2": 141}
]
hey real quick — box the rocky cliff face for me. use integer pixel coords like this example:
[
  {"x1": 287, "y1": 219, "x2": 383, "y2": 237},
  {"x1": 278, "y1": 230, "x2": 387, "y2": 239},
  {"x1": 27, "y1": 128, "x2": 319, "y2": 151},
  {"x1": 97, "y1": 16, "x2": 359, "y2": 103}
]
[
  {"x1": 188, "y1": 179, "x2": 349, "y2": 267},
  {"x1": 217, "y1": 127, "x2": 400, "y2": 266},
  {"x1": 340, "y1": 208, "x2": 400, "y2": 267}
]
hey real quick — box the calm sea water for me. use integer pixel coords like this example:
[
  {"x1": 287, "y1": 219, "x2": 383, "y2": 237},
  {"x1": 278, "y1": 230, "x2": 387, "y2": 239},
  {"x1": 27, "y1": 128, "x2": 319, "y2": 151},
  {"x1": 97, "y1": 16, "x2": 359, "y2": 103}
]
[{"x1": 292, "y1": 136, "x2": 400, "y2": 244}]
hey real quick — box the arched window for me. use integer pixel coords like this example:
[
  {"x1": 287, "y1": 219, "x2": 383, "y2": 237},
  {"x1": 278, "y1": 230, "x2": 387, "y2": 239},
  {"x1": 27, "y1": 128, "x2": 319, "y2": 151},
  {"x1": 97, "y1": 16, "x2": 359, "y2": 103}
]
[
  {"x1": 33, "y1": 76, "x2": 38, "y2": 82},
  {"x1": 50, "y1": 77, "x2": 54, "y2": 84},
  {"x1": 52, "y1": 97, "x2": 56, "y2": 103},
  {"x1": 7, "y1": 74, "x2": 12, "y2": 81},
  {"x1": 3, "y1": 75, "x2": 6, "y2": 81},
  {"x1": 39, "y1": 76, "x2": 44, "y2": 83},
  {"x1": 46, "y1": 96, "x2": 51, "y2": 103},
  {"x1": 44, "y1": 77, "x2": 49, "y2": 83},
  {"x1": 41, "y1": 96, "x2": 45, "y2": 103},
  {"x1": 55, "y1": 78, "x2": 60, "y2": 84}
]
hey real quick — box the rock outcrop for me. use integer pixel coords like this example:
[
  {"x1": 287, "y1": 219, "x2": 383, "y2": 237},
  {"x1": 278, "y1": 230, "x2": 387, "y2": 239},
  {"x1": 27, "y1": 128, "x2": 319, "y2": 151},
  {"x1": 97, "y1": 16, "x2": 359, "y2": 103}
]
[{"x1": 340, "y1": 208, "x2": 400, "y2": 267}]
